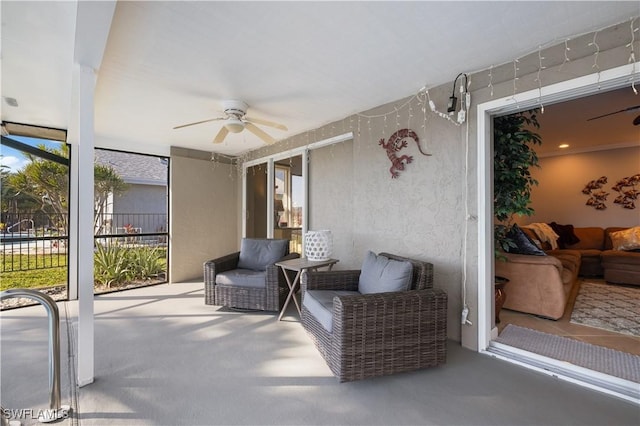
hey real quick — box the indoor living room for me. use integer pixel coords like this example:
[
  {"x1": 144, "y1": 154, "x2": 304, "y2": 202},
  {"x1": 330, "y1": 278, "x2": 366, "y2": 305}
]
[{"x1": 494, "y1": 86, "x2": 640, "y2": 375}]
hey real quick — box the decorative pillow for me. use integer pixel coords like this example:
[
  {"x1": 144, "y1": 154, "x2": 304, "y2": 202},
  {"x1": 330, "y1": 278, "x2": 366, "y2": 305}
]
[
  {"x1": 548, "y1": 222, "x2": 580, "y2": 249},
  {"x1": 358, "y1": 251, "x2": 413, "y2": 294},
  {"x1": 609, "y1": 227, "x2": 640, "y2": 251},
  {"x1": 237, "y1": 238, "x2": 288, "y2": 271},
  {"x1": 506, "y1": 224, "x2": 546, "y2": 256}
]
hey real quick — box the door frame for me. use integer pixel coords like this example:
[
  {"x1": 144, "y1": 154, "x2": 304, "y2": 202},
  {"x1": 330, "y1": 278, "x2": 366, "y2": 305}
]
[{"x1": 475, "y1": 61, "x2": 639, "y2": 402}]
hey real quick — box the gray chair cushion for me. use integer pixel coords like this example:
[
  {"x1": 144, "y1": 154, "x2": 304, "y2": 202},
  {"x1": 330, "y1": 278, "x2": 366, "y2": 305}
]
[
  {"x1": 303, "y1": 289, "x2": 360, "y2": 332},
  {"x1": 358, "y1": 251, "x2": 412, "y2": 294},
  {"x1": 237, "y1": 238, "x2": 288, "y2": 271},
  {"x1": 215, "y1": 269, "x2": 267, "y2": 288}
]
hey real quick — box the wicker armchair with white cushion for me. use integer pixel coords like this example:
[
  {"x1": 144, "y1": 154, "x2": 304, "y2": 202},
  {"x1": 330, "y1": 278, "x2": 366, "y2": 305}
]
[
  {"x1": 300, "y1": 251, "x2": 447, "y2": 382},
  {"x1": 204, "y1": 238, "x2": 299, "y2": 312}
]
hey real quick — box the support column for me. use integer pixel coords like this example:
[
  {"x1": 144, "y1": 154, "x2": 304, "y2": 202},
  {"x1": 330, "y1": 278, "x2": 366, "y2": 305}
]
[{"x1": 68, "y1": 64, "x2": 96, "y2": 387}]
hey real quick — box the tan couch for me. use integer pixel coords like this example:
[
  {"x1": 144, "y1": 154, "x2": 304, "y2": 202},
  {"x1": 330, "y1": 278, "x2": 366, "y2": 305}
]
[
  {"x1": 562, "y1": 226, "x2": 640, "y2": 285},
  {"x1": 495, "y1": 226, "x2": 640, "y2": 320},
  {"x1": 495, "y1": 250, "x2": 581, "y2": 320}
]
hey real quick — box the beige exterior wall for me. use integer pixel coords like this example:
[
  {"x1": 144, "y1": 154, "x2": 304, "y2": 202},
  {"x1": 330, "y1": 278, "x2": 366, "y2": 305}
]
[
  {"x1": 169, "y1": 148, "x2": 238, "y2": 282},
  {"x1": 526, "y1": 147, "x2": 640, "y2": 228}
]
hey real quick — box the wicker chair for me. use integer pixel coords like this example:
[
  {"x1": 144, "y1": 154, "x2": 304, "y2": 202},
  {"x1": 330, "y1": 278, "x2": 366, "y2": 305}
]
[
  {"x1": 204, "y1": 238, "x2": 299, "y2": 312},
  {"x1": 300, "y1": 252, "x2": 447, "y2": 382}
]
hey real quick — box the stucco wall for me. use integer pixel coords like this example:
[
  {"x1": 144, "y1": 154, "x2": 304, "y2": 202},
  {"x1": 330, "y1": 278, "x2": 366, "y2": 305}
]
[
  {"x1": 526, "y1": 147, "x2": 640, "y2": 228},
  {"x1": 169, "y1": 150, "x2": 238, "y2": 282}
]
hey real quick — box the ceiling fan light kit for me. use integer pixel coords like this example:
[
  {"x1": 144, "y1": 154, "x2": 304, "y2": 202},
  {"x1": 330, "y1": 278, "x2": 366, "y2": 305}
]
[
  {"x1": 224, "y1": 117, "x2": 245, "y2": 133},
  {"x1": 173, "y1": 99, "x2": 287, "y2": 145}
]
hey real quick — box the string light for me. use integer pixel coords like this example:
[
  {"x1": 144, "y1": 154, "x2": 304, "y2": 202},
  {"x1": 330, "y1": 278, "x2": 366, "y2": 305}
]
[
  {"x1": 510, "y1": 59, "x2": 520, "y2": 107},
  {"x1": 589, "y1": 31, "x2": 601, "y2": 88},
  {"x1": 627, "y1": 17, "x2": 638, "y2": 95},
  {"x1": 487, "y1": 65, "x2": 494, "y2": 97},
  {"x1": 560, "y1": 38, "x2": 571, "y2": 70},
  {"x1": 535, "y1": 46, "x2": 546, "y2": 113}
]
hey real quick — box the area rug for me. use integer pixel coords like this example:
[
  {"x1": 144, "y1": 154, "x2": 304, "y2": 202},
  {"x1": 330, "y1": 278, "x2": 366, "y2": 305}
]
[
  {"x1": 569, "y1": 281, "x2": 640, "y2": 337},
  {"x1": 495, "y1": 324, "x2": 640, "y2": 383}
]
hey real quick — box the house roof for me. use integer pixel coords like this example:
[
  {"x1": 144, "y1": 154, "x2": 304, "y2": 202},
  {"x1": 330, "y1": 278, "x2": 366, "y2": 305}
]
[
  {"x1": 94, "y1": 149, "x2": 167, "y2": 186},
  {"x1": 1, "y1": 2, "x2": 638, "y2": 157}
]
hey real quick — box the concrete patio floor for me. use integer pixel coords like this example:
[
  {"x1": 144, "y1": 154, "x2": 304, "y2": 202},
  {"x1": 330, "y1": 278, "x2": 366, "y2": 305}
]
[{"x1": 1, "y1": 281, "x2": 638, "y2": 425}]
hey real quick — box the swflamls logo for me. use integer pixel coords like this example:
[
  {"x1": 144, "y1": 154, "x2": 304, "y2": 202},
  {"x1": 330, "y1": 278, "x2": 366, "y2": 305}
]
[{"x1": 2, "y1": 407, "x2": 70, "y2": 422}]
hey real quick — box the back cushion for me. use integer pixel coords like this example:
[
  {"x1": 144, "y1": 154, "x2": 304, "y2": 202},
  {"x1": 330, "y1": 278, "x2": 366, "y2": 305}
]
[
  {"x1": 605, "y1": 227, "x2": 628, "y2": 250},
  {"x1": 358, "y1": 251, "x2": 413, "y2": 294},
  {"x1": 237, "y1": 238, "x2": 288, "y2": 271},
  {"x1": 566, "y1": 227, "x2": 605, "y2": 250}
]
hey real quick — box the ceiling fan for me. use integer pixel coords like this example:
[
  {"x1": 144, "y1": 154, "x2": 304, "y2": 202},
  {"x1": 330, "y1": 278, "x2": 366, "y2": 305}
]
[
  {"x1": 586, "y1": 104, "x2": 640, "y2": 126},
  {"x1": 173, "y1": 100, "x2": 288, "y2": 144}
]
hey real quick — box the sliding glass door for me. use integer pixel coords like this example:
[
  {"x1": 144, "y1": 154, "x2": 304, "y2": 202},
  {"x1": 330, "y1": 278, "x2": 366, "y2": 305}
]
[{"x1": 244, "y1": 153, "x2": 306, "y2": 255}]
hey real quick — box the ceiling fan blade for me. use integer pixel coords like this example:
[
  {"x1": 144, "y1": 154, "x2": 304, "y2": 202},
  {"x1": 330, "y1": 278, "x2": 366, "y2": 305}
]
[
  {"x1": 634, "y1": 115, "x2": 640, "y2": 126},
  {"x1": 245, "y1": 122, "x2": 276, "y2": 144},
  {"x1": 586, "y1": 105, "x2": 640, "y2": 121},
  {"x1": 173, "y1": 117, "x2": 225, "y2": 129},
  {"x1": 244, "y1": 116, "x2": 288, "y2": 131},
  {"x1": 213, "y1": 126, "x2": 229, "y2": 144}
]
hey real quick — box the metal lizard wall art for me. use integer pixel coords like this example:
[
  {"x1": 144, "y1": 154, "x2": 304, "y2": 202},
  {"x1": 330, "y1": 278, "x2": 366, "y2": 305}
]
[{"x1": 378, "y1": 129, "x2": 431, "y2": 178}]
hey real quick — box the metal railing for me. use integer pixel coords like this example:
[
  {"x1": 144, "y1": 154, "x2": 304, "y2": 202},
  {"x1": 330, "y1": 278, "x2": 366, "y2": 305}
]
[
  {"x1": 1, "y1": 212, "x2": 67, "y2": 272},
  {"x1": 0, "y1": 288, "x2": 69, "y2": 423}
]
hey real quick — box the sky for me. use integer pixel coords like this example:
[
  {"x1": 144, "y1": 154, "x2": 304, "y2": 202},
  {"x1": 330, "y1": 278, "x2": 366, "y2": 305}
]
[{"x1": 0, "y1": 136, "x2": 65, "y2": 173}]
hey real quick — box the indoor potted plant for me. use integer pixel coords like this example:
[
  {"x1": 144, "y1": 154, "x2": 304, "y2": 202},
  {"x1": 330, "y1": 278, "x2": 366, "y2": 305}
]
[{"x1": 493, "y1": 108, "x2": 542, "y2": 255}]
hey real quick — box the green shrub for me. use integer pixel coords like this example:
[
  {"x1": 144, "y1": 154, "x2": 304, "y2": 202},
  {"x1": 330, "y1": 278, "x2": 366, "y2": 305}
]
[
  {"x1": 94, "y1": 244, "x2": 131, "y2": 288},
  {"x1": 128, "y1": 247, "x2": 164, "y2": 280}
]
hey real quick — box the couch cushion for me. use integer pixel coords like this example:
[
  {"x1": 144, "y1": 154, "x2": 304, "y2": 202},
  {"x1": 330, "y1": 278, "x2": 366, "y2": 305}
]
[
  {"x1": 566, "y1": 227, "x2": 605, "y2": 250},
  {"x1": 215, "y1": 269, "x2": 267, "y2": 288},
  {"x1": 507, "y1": 224, "x2": 546, "y2": 256},
  {"x1": 358, "y1": 251, "x2": 413, "y2": 294},
  {"x1": 609, "y1": 227, "x2": 640, "y2": 251},
  {"x1": 601, "y1": 249, "x2": 640, "y2": 266},
  {"x1": 548, "y1": 222, "x2": 580, "y2": 249},
  {"x1": 303, "y1": 289, "x2": 360, "y2": 332},
  {"x1": 237, "y1": 238, "x2": 288, "y2": 271}
]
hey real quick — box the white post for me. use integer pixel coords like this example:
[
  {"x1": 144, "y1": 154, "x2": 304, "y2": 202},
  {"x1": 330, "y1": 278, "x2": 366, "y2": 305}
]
[{"x1": 69, "y1": 64, "x2": 96, "y2": 387}]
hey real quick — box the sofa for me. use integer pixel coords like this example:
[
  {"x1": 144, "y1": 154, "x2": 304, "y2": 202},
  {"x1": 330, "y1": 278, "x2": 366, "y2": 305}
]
[{"x1": 495, "y1": 225, "x2": 640, "y2": 320}]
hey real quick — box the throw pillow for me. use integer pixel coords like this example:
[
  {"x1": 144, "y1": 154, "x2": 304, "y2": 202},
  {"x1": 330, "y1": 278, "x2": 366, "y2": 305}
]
[
  {"x1": 505, "y1": 224, "x2": 546, "y2": 256},
  {"x1": 609, "y1": 227, "x2": 640, "y2": 251},
  {"x1": 237, "y1": 238, "x2": 288, "y2": 271},
  {"x1": 358, "y1": 251, "x2": 413, "y2": 294},
  {"x1": 548, "y1": 222, "x2": 580, "y2": 249}
]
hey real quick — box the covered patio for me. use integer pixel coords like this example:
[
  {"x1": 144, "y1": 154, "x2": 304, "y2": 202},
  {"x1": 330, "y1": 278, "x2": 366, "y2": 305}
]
[{"x1": 2, "y1": 1, "x2": 640, "y2": 423}]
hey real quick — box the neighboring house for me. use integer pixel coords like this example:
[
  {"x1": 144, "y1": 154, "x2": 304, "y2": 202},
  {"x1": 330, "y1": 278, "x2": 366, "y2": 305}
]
[{"x1": 94, "y1": 150, "x2": 168, "y2": 236}]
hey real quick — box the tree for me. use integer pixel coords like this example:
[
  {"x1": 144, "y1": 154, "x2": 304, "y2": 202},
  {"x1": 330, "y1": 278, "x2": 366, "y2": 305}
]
[
  {"x1": 7, "y1": 144, "x2": 128, "y2": 234},
  {"x1": 8, "y1": 144, "x2": 70, "y2": 230},
  {"x1": 94, "y1": 164, "x2": 128, "y2": 235}
]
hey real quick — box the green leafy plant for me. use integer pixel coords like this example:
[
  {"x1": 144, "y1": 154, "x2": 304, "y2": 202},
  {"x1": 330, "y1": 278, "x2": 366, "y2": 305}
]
[
  {"x1": 128, "y1": 247, "x2": 164, "y2": 280},
  {"x1": 494, "y1": 109, "x2": 542, "y2": 254},
  {"x1": 94, "y1": 244, "x2": 131, "y2": 288}
]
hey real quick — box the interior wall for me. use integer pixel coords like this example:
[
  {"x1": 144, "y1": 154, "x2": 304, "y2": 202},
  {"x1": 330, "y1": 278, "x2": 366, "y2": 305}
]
[
  {"x1": 525, "y1": 147, "x2": 640, "y2": 228},
  {"x1": 169, "y1": 148, "x2": 238, "y2": 282}
]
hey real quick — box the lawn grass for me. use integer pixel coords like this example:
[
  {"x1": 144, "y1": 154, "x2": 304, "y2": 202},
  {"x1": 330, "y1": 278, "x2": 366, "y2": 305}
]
[
  {"x1": 1, "y1": 267, "x2": 68, "y2": 290},
  {"x1": 1, "y1": 250, "x2": 167, "y2": 291}
]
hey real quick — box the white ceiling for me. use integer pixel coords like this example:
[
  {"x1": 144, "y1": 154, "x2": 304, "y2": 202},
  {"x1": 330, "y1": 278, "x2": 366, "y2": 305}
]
[{"x1": 1, "y1": 1, "x2": 639, "y2": 157}]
